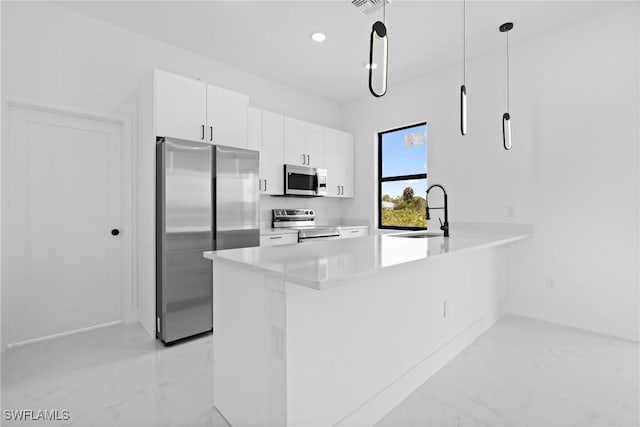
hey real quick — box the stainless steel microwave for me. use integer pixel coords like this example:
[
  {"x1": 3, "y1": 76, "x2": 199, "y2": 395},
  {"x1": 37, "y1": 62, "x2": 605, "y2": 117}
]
[{"x1": 284, "y1": 164, "x2": 327, "y2": 196}]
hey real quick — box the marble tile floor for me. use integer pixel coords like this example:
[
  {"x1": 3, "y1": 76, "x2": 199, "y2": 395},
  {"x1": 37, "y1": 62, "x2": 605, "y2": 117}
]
[
  {"x1": 377, "y1": 315, "x2": 639, "y2": 427},
  {"x1": 1, "y1": 314, "x2": 638, "y2": 427},
  {"x1": 2, "y1": 324, "x2": 226, "y2": 426}
]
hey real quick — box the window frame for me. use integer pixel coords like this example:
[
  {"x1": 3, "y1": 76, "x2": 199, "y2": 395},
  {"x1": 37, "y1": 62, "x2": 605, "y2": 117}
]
[{"x1": 377, "y1": 122, "x2": 428, "y2": 231}]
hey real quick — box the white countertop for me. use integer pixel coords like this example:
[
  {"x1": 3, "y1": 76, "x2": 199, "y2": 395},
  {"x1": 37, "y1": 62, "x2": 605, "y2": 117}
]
[{"x1": 204, "y1": 224, "x2": 530, "y2": 290}]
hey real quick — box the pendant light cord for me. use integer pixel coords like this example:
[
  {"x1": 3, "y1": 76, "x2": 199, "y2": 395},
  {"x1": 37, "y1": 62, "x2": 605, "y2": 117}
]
[
  {"x1": 383, "y1": 0, "x2": 386, "y2": 24},
  {"x1": 462, "y1": 0, "x2": 466, "y2": 84},
  {"x1": 506, "y1": 31, "x2": 510, "y2": 113}
]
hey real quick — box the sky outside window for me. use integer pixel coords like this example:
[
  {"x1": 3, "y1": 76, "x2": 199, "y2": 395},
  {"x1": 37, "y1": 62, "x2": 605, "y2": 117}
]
[{"x1": 381, "y1": 124, "x2": 427, "y2": 185}]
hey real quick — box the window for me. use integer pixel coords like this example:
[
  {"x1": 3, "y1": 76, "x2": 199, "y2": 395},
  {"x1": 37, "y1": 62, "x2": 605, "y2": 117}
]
[{"x1": 378, "y1": 122, "x2": 427, "y2": 230}]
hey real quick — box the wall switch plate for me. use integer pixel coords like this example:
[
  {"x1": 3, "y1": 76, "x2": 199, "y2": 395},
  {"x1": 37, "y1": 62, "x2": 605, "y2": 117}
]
[
  {"x1": 545, "y1": 278, "x2": 555, "y2": 290},
  {"x1": 506, "y1": 205, "x2": 515, "y2": 218}
]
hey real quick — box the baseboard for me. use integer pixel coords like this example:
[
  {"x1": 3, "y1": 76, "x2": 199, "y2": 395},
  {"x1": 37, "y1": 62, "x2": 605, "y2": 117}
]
[
  {"x1": 6, "y1": 320, "x2": 123, "y2": 350},
  {"x1": 337, "y1": 304, "x2": 506, "y2": 427}
]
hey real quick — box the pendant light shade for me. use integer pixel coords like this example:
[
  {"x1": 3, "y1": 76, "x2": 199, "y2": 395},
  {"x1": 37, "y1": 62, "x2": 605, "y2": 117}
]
[
  {"x1": 460, "y1": 85, "x2": 467, "y2": 135},
  {"x1": 369, "y1": 21, "x2": 388, "y2": 97},
  {"x1": 502, "y1": 112, "x2": 511, "y2": 150},
  {"x1": 460, "y1": 0, "x2": 467, "y2": 135},
  {"x1": 500, "y1": 22, "x2": 513, "y2": 150}
]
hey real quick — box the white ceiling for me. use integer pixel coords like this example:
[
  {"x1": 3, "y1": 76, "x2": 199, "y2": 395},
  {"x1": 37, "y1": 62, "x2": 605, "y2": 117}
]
[{"x1": 58, "y1": 1, "x2": 625, "y2": 104}]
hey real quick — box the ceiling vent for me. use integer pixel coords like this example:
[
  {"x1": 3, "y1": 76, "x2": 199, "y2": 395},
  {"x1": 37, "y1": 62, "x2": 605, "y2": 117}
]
[{"x1": 351, "y1": 0, "x2": 390, "y2": 16}]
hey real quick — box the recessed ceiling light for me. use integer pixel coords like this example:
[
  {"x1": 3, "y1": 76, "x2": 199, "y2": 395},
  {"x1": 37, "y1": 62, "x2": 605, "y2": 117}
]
[
  {"x1": 311, "y1": 32, "x2": 326, "y2": 42},
  {"x1": 365, "y1": 63, "x2": 378, "y2": 70}
]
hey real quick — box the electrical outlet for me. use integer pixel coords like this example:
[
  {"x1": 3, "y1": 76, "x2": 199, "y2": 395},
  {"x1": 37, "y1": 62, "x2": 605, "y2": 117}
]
[
  {"x1": 506, "y1": 205, "x2": 515, "y2": 218},
  {"x1": 545, "y1": 278, "x2": 555, "y2": 290}
]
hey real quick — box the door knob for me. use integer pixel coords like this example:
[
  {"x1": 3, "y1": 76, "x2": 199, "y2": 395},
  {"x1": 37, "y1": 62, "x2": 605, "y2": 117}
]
[{"x1": 111, "y1": 229, "x2": 120, "y2": 236}]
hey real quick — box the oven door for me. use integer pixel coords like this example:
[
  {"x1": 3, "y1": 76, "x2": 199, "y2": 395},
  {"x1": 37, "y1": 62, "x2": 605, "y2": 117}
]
[{"x1": 285, "y1": 164, "x2": 321, "y2": 196}]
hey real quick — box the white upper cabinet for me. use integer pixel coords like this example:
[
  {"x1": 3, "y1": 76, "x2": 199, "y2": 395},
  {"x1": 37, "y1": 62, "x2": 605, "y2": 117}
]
[
  {"x1": 283, "y1": 117, "x2": 306, "y2": 166},
  {"x1": 261, "y1": 110, "x2": 285, "y2": 195},
  {"x1": 155, "y1": 70, "x2": 207, "y2": 142},
  {"x1": 284, "y1": 117, "x2": 325, "y2": 168},
  {"x1": 206, "y1": 84, "x2": 249, "y2": 148},
  {"x1": 247, "y1": 107, "x2": 262, "y2": 151},
  {"x1": 325, "y1": 128, "x2": 354, "y2": 198},
  {"x1": 305, "y1": 123, "x2": 326, "y2": 169},
  {"x1": 153, "y1": 70, "x2": 248, "y2": 148}
]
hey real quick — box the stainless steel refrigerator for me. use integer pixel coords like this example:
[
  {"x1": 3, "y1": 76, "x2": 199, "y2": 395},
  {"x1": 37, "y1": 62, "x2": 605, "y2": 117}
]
[{"x1": 156, "y1": 138, "x2": 259, "y2": 344}]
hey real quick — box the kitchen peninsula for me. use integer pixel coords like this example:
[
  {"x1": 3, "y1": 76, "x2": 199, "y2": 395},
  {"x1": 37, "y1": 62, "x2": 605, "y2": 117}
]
[{"x1": 204, "y1": 224, "x2": 530, "y2": 426}]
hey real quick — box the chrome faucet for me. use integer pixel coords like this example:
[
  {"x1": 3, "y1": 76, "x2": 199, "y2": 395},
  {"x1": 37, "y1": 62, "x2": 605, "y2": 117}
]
[{"x1": 426, "y1": 184, "x2": 449, "y2": 237}]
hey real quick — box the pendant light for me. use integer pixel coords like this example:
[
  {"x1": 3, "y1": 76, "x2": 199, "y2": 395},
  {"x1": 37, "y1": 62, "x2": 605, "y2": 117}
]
[
  {"x1": 499, "y1": 22, "x2": 513, "y2": 150},
  {"x1": 368, "y1": 0, "x2": 388, "y2": 97},
  {"x1": 460, "y1": 0, "x2": 467, "y2": 135}
]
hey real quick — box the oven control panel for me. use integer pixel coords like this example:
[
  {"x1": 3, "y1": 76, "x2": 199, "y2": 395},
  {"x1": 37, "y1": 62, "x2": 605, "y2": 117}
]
[{"x1": 272, "y1": 209, "x2": 315, "y2": 220}]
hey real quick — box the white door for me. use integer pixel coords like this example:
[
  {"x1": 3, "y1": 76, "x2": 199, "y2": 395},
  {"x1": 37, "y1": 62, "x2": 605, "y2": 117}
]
[
  {"x1": 5, "y1": 106, "x2": 123, "y2": 344},
  {"x1": 155, "y1": 69, "x2": 207, "y2": 142},
  {"x1": 207, "y1": 84, "x2": 249, "y2": 148}
]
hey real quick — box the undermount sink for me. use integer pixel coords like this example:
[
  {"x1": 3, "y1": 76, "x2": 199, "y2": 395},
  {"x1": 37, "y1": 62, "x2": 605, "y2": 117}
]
[{"x1": 390, "y1": 232, "x2": 444, "y2": 239}]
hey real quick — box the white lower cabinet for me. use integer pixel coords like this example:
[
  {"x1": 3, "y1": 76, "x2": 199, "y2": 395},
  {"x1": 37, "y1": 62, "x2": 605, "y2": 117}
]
[
  {"x1": 338, "y1": 227, "x2": 369, "y2": 239},
  {"x1": 260, "y1": 232, "x2": 298, "y2": 247}
]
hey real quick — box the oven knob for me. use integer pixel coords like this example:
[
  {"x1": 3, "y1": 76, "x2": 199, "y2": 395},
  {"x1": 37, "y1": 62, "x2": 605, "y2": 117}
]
[{"x1": 309, "y1": 210, "x2": 314, "y2": 215}]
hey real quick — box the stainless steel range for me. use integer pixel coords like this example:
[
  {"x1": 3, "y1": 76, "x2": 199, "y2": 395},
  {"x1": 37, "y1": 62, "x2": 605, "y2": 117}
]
[{"x1": 272, "y1": 209, "x2": 340, "y2": 243}]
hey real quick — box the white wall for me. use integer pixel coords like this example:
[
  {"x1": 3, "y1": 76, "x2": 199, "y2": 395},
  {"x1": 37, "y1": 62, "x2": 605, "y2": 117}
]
[
  {"x1": 1, "y1": 2, "x2": 341, "y2": 129},
  {"x1": 340, "y1": 4, "x2": 639, "y2": 341}
]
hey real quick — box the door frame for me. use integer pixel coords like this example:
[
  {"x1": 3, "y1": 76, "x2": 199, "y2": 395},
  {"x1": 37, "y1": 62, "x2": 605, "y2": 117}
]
[{"x1": 1, "y1": 98, "x2": 136, "y2": 350}]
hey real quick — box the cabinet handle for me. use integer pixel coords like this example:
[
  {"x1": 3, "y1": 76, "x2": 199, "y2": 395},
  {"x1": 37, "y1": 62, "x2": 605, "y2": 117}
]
[
  {"x1": 270, "y1": 236, "x2": 283, "y2": 240},
  {"x1": 209, "y1": 126, "x2": 213, "y2": 142},
  {"x1": 307, "y1": 154, "x2": 311, "y2": 165},
  {"x1": 350, "y1": 230, "x2": 359, "y2": 233},
  {"x1": 337, "y1": 185, "x2": 341, "y2": 195},
  {"x1": 201, "y1": 125, "x2": 205, "y2": 140},
  {"x1": 342, "y1": 185, "x2": 344, "y2": 195},
  {"x1": 264, "y1": 179, "x2": 267, "y2": 191}
]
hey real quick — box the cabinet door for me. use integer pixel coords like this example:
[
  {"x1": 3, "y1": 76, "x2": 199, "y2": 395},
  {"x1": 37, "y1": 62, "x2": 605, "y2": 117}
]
[
  {"x1": 260, "y1": 233, "x2": 298, "y2": 247},
  {"x1": 324, "y1": 128, "x2": 342, "y2": 197},
  {"x1": 339, "y1": 228, "x2": 368, "y2": 239},
  {"x1": 206, "y1": 84, "x2": 249, "y2": 148},
  {"x1": 305, "y1": 123, "x2": 325, "y2": 168},
  {"x1": 284, "y1": 117, "x2": 307, "y2": 166},
  {"x1": 155, "y1": 70, "x2": 207, "y2": 142},
  {"x1": 248, "y1": 107, "x2": 262, "y2": 152},
  {"x1": 324, "y1": 129, "x2": 354, "y2": 198},
  {"x1": 261, "y1": 111, "x2": 284, "y2": 195},
  {"x1": 340, "y1": 132, "x2": 355, "y2": 198}
]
